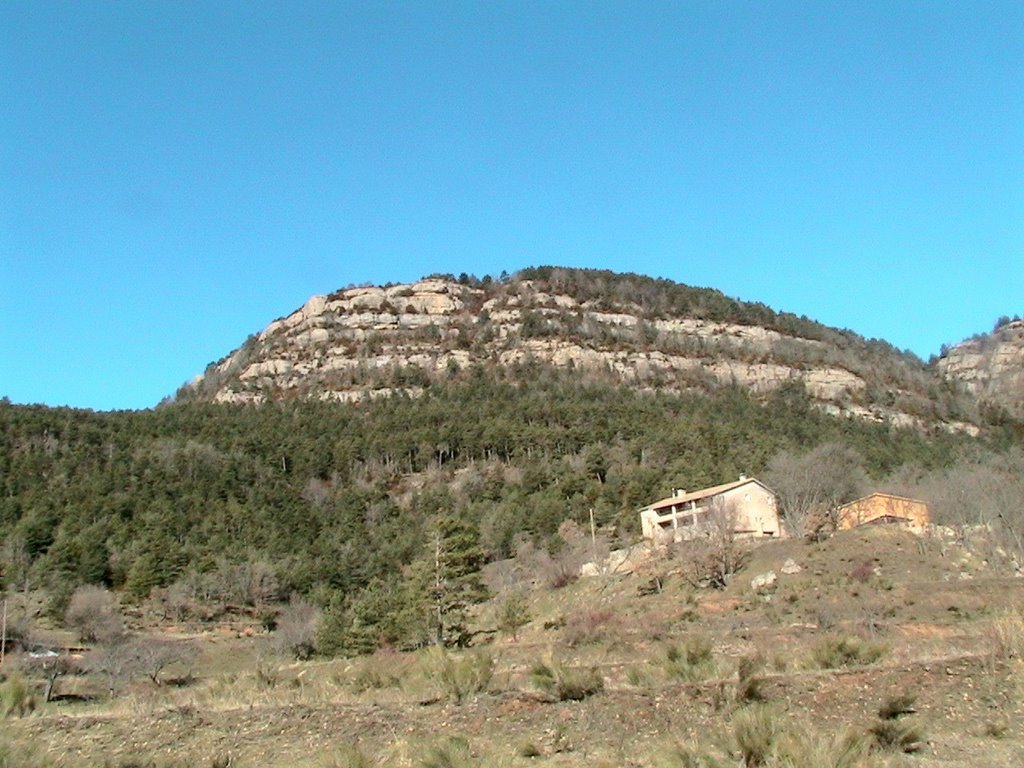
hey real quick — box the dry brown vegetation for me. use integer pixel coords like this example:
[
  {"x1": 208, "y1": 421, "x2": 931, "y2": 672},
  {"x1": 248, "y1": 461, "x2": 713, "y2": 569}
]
[{"x1": 3, "y1": 526, "x2": 1024, "y2": 767}]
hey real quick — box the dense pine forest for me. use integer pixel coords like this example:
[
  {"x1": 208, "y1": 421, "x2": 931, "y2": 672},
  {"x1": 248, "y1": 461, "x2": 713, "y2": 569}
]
[{"x1": 7, "y1": 362, "x2": 1020, "y2": 653}]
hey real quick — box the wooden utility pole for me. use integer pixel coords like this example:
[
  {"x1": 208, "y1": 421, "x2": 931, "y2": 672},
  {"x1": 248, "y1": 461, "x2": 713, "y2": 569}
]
[{"x1": 1, "y1": 598, "x2": 7, "y2": 664}]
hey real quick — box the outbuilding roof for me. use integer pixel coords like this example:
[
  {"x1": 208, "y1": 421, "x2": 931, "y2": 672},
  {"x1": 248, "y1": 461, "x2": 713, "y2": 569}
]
[{"x1": 837, "y1": 492, "x2": 928, "y2": 510}]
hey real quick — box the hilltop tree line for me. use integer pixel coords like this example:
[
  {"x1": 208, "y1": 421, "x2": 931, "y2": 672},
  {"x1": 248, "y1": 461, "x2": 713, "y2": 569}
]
[{"x1": 1, "y1": 368, "x2": 1019, "y2": 654}]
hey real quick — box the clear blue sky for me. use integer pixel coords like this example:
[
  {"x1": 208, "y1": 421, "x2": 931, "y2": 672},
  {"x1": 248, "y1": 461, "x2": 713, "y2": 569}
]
[{"x1": 3, "y1": 1, "x2": 1022, "y2": 411}]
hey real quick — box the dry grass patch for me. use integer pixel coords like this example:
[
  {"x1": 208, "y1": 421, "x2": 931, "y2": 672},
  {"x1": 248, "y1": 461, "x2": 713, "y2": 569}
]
[
  {"x1": 422, "y1": 647, "x2": 495, "y2": 705},
  {"x1": 988, "y1": 606, "x2": 1024, "y2": 660}
]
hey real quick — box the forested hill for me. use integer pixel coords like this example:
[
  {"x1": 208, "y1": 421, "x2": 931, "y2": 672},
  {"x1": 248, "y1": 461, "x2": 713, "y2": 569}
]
[
  {"x1": 176, "y1": 267, "x2": 979, "y2": 434},
  {"x1": 4, "y1": 267, "x2": 1022, "y2": 654},
  {"x1": 0, "y1": 375, "x2": 978, "y2": 631}
]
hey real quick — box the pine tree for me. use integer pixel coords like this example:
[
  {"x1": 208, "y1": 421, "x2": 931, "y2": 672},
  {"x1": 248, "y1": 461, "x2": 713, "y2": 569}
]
[{"x1": 410, "y1": 515, "x2": 488, "y2": 647}]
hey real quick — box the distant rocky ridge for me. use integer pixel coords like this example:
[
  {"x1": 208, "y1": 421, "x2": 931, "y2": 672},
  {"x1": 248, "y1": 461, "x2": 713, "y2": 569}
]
[
  {"x1": 938, "y1": 319, "x2": 1024, "y2": 420},
  {"x1": 177, "y1": 269, "x2": 990, "y2": 434}
]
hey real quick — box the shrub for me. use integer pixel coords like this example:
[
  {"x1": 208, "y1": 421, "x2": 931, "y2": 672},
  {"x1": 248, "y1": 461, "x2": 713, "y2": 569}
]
[
  {"x1": 625, "y1": 664, "x2": 653, "y2": 688},
  {"x1": 0, "y1": 674, "x2": 35, "y2": 718},
  {"x1": 0, "y1": 617, "x2": 30, "y2": 654},
  {"x1": 423, "y1": 648, "x2": 494, "y2": 705},
  {"x1": 496, "y1": 594, "x2": 531, "y2": 641},
  {"x1": 253, "y1": 657, "x2": 279, "y2": 689},
  {"x1": 530, "y1": 659, "x2": 604, "y2": 701},
  {"x1": 516, "y1": 741, "x2": 542, "y2": 758},
  {"x1": 563, "y1": 609, "x2": 619, "y2": 648},
  {"x1": 664, "y1": 636, "x2": 715, "y2": 682},
  {"x1": 773, "y1": 725, "x2": 869, "y2": 767},
  {"x1": 810, "y1": 636, "x2": 886, "y2": 669}
]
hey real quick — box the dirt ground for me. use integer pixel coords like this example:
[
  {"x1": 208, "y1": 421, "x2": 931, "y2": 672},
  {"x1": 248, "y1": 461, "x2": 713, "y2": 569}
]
[{"x1": 5, "y1": 527, "x2": 1024, "y2": 767}]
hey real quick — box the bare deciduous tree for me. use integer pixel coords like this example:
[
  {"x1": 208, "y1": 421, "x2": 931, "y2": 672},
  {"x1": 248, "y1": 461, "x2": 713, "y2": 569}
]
[
  {"x1": 19, "y1": 653, "x2": 77, "y2": 702},
  {"x1": 273, "y1": 596, "x2": 321, "y2": 660},
  {"x1": 676, "y1": 497, "x2": 745, "y2": 589},
  {"x1": 764, "y1": 443, "x2": 866, "y2": 537},
  {"x1": 129, "y1": 637, "x2": 196, "y2": 686},
  {"x1": 890, "y1": 448, "x2": 1024, "y2": 568},
  {"x1": 85, "y1": 638, "x2": 135, "y2": 697},
  {"x1": 65, "y1": 585, "x2": 124, "y2": 645}
]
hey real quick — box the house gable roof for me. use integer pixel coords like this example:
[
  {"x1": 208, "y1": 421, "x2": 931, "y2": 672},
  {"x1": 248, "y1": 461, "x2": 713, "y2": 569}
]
[{"x1": 645, "y1": 477, "x2": 772, "y2": 512}]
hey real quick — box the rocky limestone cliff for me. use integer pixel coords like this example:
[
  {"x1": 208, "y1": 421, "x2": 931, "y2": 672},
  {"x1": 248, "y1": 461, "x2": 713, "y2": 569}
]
[
  {"x1": 178, "y1": 273, "x2": 979, "y2": 434},
  {"x1": 938, "y1": 319, "x2": 1024, "y2": 420}
]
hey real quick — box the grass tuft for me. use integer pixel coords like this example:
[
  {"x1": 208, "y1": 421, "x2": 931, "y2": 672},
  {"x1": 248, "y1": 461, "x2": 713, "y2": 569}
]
[
  {"x1": 423, "y1": 648, "x2": 494, "y2": 705},
  {"x1": 321, "y1": 744, "x2": 375, "y2": 768},
  {"x1": 735, "y1": 653, "x2": 767, "y2": 704},
  {"x1": 732, "y1": 704, "x2": 783, "y2": 766},
  {"x1": 530, "y1": 659, "x2": 604, "y2": 701},
  {"x1": 868, "y1": 719, "x2": 924, "y2": 753},
  {"x1": 417, "y1": 736, "x2": 473, "y2": 768},
  {"x1": 664, "y1": 636, "x2": 715, "y2": 682},
  {"x1": 810, "y1": 636, "x2": 886, "y2": 669}
]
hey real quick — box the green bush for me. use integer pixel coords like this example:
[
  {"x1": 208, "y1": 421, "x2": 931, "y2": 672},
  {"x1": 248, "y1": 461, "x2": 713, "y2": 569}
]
[{"x1": 496, "y1": 594, "x2": 530, "y2": 641}]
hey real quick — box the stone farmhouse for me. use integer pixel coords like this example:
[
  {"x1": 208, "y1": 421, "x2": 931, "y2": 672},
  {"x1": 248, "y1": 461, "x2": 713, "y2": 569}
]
[
  {"x1": 639, "y1": 476, "x2": 784, "y2": 543},
  {"x1": 836, "y1": 492, "x2": 931, "y2": 534}
]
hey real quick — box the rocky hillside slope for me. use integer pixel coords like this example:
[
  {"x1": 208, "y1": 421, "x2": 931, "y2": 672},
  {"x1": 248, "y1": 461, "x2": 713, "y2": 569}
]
[
  {"x1": 938, "y1": 318, "x2": 1024, "y2": 420},
  {"x1": 176, "y1": 268, "x2": 979, "y2": 432}
]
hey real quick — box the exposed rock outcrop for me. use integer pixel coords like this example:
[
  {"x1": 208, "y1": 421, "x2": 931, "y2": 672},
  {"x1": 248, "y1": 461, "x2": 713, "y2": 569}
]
[
  {"x1": 177, "y1": 273, "x2": 984, "y2": 434},
  {"x1": 938, "y1": 320, "x2": 1024, "y2": 419}
]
